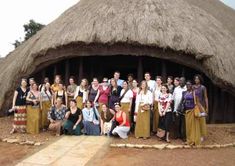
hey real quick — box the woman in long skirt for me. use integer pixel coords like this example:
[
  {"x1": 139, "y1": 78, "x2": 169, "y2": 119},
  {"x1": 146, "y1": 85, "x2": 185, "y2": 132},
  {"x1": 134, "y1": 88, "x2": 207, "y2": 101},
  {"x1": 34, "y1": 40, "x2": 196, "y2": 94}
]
[
  {"x1": 11, "y1": 78, "x2": 29, "y2": 134},
  {"x1": 74, "y1": 79, "x2": 88, "y2": 110},
  {"x1": 134, "y1": 81, "x2": 153, "y2": 139},
  {"x1": 120, "y1": 81, "x2": 133, "y2": 122},
  {"x1": 193, "y1": 74, "x2": 208, "y2": 141},
  {"x1": 40, "y1": 82, "x2": 53, "y2": 130},
  {"x1": 26, "y1": 83, "x2": 41, "y2": 134},
  {"x1": 184, "y1": 81, "x2": 201, "y2": 145}
]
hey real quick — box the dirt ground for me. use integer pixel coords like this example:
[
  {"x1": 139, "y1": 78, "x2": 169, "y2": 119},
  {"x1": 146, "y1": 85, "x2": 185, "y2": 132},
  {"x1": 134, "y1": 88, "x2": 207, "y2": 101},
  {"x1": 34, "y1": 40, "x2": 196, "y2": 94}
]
[
  {"x1": 87, "y1": 147, "x2": 235, "y2": 166},
  {"x1": 0, "y1": 116, "x2": 235, "y2": 166}
]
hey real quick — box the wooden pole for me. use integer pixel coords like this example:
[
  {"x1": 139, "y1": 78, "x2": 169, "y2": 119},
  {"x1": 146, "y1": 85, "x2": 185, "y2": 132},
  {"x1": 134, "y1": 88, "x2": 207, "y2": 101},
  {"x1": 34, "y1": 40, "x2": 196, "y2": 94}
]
[
  {"x1": 78, "y1": 57, "x2": 84, "y2": 82},
  {"x1": 65, "y1": 59, "x2": 70, "y2": 86},
  {"x1": 137, "y1": 57, "x2": 143, "y2": 83},
  {"x1": 161, "y1": 60, "x2": 167, "y2": 83}
]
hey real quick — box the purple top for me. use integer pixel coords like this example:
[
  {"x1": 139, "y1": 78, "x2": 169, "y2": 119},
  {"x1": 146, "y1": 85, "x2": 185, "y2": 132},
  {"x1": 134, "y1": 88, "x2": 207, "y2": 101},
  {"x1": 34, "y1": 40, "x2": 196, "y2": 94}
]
[
  {"x1": 193, "y1": 85, "x2": 206, "y2": 107},
  {"x1": 183, "y1": 91, "x2": 195, "y2": 110}
]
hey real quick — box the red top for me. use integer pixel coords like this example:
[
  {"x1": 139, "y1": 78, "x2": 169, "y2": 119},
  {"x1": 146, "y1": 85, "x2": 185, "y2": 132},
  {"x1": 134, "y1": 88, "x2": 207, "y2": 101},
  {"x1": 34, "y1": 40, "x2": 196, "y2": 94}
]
[
  {"x1": 132, "y1": 89, "x2": 137, "y2": 99},
  {"x1": 115, "y1": 111, "x2": 130, "y2": 127},
  {"x1": 98, "y1": 86, "x2": 110, "y2": 104}
]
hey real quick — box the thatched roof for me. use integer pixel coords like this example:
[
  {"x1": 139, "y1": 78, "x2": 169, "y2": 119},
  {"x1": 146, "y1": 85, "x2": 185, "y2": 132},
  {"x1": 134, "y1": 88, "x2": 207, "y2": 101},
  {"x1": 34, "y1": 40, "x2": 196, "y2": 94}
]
[{"x1": 0, "y1": 0, "x2": 235, "y2": 111}]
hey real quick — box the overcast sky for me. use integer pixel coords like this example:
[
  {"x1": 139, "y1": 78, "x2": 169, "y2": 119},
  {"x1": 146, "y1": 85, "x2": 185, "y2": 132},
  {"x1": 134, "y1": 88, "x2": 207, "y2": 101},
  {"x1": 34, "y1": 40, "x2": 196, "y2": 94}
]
[{"x1": 0, "y1": 0, "x2": 234, "y2": 57}]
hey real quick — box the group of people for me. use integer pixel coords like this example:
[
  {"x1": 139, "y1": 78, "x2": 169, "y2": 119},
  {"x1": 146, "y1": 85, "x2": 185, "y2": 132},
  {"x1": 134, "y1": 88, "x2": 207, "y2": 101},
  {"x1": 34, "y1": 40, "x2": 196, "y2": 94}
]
[{"x1": 11, "y1": 71, "x2": 208, "y2": 145}]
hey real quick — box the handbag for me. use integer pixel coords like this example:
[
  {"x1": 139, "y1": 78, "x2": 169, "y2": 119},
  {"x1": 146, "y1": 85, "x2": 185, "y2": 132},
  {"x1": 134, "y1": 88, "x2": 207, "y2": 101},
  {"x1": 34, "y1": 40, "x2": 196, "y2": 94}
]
[
  {"x1": 141, "y1": 104, "x2": 150, "y2": 111},
  {"x1": 193, "y1": 91, "x2": 206, "y2": 117},
  {"x1": 156, "y1": 129, "x2": 166, "y2": 138}
]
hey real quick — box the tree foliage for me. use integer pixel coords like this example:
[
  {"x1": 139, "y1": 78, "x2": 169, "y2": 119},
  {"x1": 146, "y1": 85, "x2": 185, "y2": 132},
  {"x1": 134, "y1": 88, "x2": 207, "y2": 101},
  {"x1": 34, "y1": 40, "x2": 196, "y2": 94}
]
[{"x1": 13, "y1": 19, "x2": 45, "y2": 48}]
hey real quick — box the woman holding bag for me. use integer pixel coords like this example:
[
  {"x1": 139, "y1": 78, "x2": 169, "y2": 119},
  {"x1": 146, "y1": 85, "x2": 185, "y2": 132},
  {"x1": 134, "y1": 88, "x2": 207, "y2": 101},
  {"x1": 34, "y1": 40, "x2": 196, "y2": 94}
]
[
  {"x1": 134, "y1": 80, "x2": 153, "y2": 139},
  {"x1": 184, "y1": 81, "x2": 201, "y2": 145}
]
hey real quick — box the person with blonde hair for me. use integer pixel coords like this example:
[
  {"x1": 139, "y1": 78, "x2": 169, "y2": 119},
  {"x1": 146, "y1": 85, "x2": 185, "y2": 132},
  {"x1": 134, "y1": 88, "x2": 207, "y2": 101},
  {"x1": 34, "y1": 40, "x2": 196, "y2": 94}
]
[{"x1": 74, "y1": 78, "x2": 88, "y2": 110}]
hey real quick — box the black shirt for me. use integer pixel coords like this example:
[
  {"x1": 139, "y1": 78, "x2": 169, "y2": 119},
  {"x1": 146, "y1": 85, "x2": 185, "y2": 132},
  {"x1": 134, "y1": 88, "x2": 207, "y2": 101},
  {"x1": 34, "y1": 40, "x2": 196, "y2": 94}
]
[
  {"x1": 67, "y1": 108, "x2": 81, "y2": 124},
  {"x1": 15, "y1": 87, "x2": 29, "y2": 106}
]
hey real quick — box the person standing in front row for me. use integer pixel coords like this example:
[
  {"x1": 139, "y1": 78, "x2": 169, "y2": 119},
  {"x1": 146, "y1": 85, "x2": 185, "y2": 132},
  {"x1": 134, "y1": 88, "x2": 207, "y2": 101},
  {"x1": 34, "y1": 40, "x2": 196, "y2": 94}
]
[
  {"x1": 120, "y1": 81, "x2": 133, "y2": 122},
  {"x1": 158, "y1": 84, "x2": 173, "y2": 143},
  {"x1": 26, "y1": 83, "x2": 41, "y2": 134},
  {"x1": 172, "y1": 77, "x2": 187, "y2": 140},
  {"x1": 74, "y1": 78, "x2": 88, "y2": 110},
  {"x1": 11, "y1": 78, "x2": 29, "y2": 134},
  {"x1": 184, "y1": 81, "x2": 201, "y2": 145},
  {"x1": 40, "y1": 82, "x2": 53, "y2": 131},
  {"x1": 193, "y1": 74, "x2": 208, "y2": 142},
  {"x1": 153, "y1": 76, "x2": 162, "y2": 134},
  {"x1": 134, "y1": 80, "x2": 153, "y2": 139}
]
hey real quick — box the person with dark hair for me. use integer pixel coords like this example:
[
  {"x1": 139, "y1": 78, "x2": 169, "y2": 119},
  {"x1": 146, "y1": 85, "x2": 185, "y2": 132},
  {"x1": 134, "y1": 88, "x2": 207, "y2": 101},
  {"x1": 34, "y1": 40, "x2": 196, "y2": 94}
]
[
  {"x1": 134, "y1": 80, "x2": 153, "y2": 139},
  {"x1": 158, "y1": 84, "x2": 173, "y2": 143},
  {"x1": 193, "y1": 74, "x2": 208, "y2": 142},
  {"x1": 173, "y1": 77, "x2": 180, "y2": 90},
  {"x1": 173, "y1": 77, "x2": 187, "y2": 140},
  {"x1": 144, "y1": 72, "x2": 155, "y2": 92},
  {"x1": 112, "y1": 71, "x2": 124, "y2": 87},
  {"x1": 100, "y1": 104, "x2": 115, "y2": 135},
  {"x1": 10, "y1": 78, "x2": 29, "y2": 134},
  {"x1": 184, "y1": 81, "x2": 201, "y2": 145},
  {"x1": 127, "y1": 73, "x2": 134, "y2": 89},
  {"x1": 48, "y1": 97, "x2": 67, "y2": 136},
  {"x1": 40, "y1": 82, "x2": 53, "y2": 131},
  {"x1": 67, "y1": 76, "x2": 77, "y2": 104},
  {"x1": 74, "y1": 78, "x2": 88, "y2": 110},
  {"x1": 167, "y1": 76, "x2": 174, "y2": 94},
  {"x1": 82, "y1": 100, "x2": 100, "y2": 135},
  {"x1": 120, "y1": 81, "x2": 133, "y2": 122},
  {"x1": 26, "y1": 83, "x2": 41, "y2": 134},
  {"x1": 63, "y1": 99, "x2": 82, "y2": 135},
  {"x1": 109, "y1": 78, "x2": 122, "y2": 110},
  {"x1": 112, "y1": 102, "x2": 130, "y2": 139},
  {"x1": 54, "y1": 82, "x2": 68, "y2": 108}
]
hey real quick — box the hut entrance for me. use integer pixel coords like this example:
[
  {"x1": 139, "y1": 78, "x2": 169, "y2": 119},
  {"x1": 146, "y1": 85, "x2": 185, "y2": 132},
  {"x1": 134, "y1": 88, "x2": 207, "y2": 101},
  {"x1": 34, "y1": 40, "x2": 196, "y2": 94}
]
[{"x1": 31, "y1": 55, "x2": 235, "y2": 124}]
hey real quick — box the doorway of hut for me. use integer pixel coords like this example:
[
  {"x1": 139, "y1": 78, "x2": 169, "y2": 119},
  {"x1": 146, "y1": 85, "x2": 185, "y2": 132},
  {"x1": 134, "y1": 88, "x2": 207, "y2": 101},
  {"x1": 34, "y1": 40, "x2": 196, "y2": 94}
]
[{"x1": 31, "y1": 55, "x2": 235, "y2": 123}]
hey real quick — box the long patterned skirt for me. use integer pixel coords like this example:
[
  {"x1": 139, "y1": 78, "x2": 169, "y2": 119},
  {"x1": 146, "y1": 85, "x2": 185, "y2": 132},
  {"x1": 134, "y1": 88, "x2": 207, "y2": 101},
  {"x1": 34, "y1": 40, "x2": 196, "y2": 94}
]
[
  {"x1": 41, "y1": 100, "x2": 51, "y2": 129},
  {"x1": 152, "y1": 101, "x2": 159, "y2": 133},
  {"x1": 76, "y1": 96, "x2": 83, "y2": 110},
  {"x1": 185, "y1": 109, "x2": 201, "y2": 145},
  {"x1": 14, "y1": 106, "x2": 27, "y2": 130},
  {"x1": 26, "y1": 105, "x2": 40, "y2": 134},
  {"x1": 135, "y1": 104, "x2": 150, "y2": 138},
  {"x1": 121, "y1": 103, "x2": 130, "y2": 122}
]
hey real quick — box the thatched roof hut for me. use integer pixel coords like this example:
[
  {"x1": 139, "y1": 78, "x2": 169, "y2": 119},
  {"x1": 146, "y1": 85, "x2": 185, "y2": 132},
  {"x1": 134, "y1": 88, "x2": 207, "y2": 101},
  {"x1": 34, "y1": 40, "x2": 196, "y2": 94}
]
[{"x1": 0, "y1": 0, "x2": 235, "y2": 120}]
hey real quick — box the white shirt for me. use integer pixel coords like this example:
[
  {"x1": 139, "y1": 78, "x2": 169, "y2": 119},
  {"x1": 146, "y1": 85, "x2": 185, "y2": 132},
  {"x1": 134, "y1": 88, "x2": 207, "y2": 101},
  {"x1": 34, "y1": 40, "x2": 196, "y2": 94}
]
[
  {"x1": 120, "y1": 89, "x2": 133, "y2": 103},
  {"x1": 172, "y1": 86, "x2": 187, "y2": 112},
  {"x1": 146, "y1": 80, "x2": 155, "y2": 93},
  {"x1": 74, "y1": 86, "x2": 88, "y2": 103},
  {"x1": 154, "y1": 85, "x2": 162, "y2": 101},
  {"x1": 135, "y1": 90, "x2": 153, "y2": 113}
]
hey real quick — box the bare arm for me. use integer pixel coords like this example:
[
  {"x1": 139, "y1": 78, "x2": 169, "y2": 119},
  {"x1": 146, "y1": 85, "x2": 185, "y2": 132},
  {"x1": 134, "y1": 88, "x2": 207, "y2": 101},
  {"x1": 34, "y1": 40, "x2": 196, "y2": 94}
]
[
  {"x1": 12, "y1": 91, "x2": 18, "y2": 108},
  {"x1": 65, "y1": 92, "x2": 68, "y2": 108},
  {"x1": 94, "y1": 90, "x2": 100, "y2": 103},
  {"x1": 119, "y1": 112, "x2": 127, "y2": 126}
]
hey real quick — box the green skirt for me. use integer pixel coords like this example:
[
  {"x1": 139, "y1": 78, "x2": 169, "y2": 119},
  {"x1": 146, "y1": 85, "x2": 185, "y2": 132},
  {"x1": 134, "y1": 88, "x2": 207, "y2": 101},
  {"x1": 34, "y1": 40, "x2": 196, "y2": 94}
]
[{"x1": 63, "y1": 120, "x2": 82, "y2": 135}]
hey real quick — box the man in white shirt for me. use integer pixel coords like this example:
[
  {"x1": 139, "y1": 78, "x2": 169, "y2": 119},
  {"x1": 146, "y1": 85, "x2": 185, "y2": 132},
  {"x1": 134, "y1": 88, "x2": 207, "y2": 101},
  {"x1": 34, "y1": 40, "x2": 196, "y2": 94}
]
[
  {"x1": 172, "y1": 77, "x2": 186, "y2": 140},
  {"x1": 144, "y1": 72, "x2": 155, "y2": 93}
]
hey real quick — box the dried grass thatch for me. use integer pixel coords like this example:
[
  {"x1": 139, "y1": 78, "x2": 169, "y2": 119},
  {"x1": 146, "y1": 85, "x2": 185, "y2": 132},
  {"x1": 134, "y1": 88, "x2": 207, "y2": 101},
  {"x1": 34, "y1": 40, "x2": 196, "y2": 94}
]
[{"x1": 0, "y1": 0, "x2": 235, "y2": 112}]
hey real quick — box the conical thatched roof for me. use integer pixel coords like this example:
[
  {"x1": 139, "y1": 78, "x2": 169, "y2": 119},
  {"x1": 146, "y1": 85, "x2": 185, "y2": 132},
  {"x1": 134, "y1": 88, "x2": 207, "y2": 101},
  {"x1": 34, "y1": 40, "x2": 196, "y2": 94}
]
[{"x1": 0, "y1": 0, "x2": 235, "y2": 111}]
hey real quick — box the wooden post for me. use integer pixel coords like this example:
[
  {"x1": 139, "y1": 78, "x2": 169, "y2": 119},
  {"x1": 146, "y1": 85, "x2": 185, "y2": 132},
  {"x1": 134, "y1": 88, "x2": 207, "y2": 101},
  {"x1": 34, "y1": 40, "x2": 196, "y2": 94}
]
[
  {"x1": 181, "y1": 67, "x2": 185, "y2": 77},
  {"x1": 137, "y1": 57, "x2": 143, "y2": 83},
  {"x1": 78, "y1": 57, "x2": 84, "y2": 82},
  {"x1": 65, "y1": 59, "x2": 70, "y2": 86},
  {"x1": 161, "y1": 60, "x2": 167, "y2": 82},
  {"x1": 53, "y1": 64, "x2": 58, "y2": 76}
]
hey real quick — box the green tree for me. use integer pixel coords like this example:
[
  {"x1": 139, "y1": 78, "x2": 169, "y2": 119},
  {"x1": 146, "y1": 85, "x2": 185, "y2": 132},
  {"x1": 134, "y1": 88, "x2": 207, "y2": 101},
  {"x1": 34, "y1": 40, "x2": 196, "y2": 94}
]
[{"x1": 13, "y1": 19, "x2": 45, "y2": 48}]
